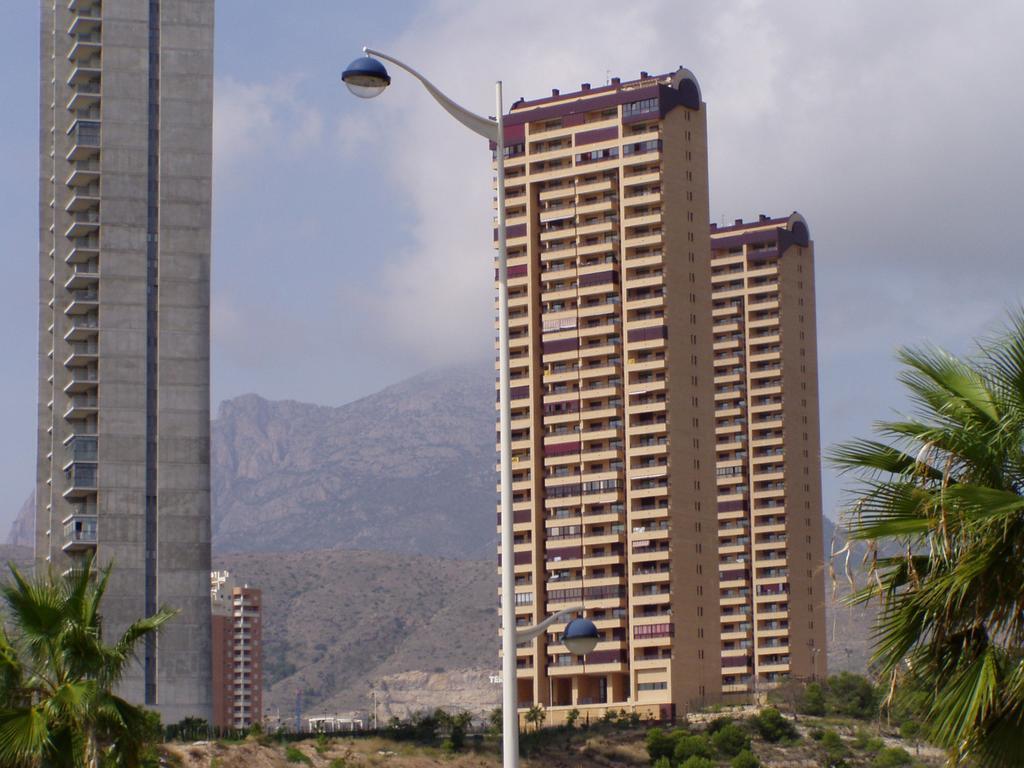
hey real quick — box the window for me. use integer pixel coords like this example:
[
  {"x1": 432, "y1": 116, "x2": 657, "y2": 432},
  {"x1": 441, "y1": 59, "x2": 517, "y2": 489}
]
[
  {"x1": 622, "y1": 139, "x2": 661, "y2": 156},
  {"x1": 637, "y1": 681, "x2": 667, "y2": 691},
  {"x1": 575, "y1": 147, "x2": 619, "y2": 165},
  {"x1": 623, "y1": 97, "x2": 659, "y2": 118}
]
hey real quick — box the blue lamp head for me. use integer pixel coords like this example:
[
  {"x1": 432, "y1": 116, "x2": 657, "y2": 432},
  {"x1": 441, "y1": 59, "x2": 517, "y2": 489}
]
[
  {"x1": 562, "y1": 617, "x2": 600, "y2": 655},
  {"x1": 342, "y1": 55, "x2": 391, "y2": 99}
]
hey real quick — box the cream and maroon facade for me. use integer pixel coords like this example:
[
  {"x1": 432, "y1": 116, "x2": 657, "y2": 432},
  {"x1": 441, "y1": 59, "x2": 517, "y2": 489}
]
[
  {"x1": 211, "y1": 571, "x2": 263, "y2": 730},
  {"x1": 709, "y1": 214, "x2": 827, "y2": 695},
  {"x1": 493, "y1": 70, "x2": 722, "y2": 723}
]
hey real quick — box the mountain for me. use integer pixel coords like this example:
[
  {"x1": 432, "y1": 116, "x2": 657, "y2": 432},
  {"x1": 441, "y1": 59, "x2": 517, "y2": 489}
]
[
  {"x1": 4, "y1": 362, "x2": 879, "y2": 715},
  {"x1": 7, "y1": 364, "x2": 499, "y2": 559},
  {"x1": 7, "y1": 493, "x2": 33, "y2": 549},
  {"x1": 210, "y1": 363, "x2": 497, "y2": 558}
]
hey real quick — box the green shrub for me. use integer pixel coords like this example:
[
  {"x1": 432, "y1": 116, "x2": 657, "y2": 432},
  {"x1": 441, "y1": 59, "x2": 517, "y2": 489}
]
[
  {"x1": 750, "y1": 707, "x2": 798, "y2": 743},
  {"x1": 328, "y1": 760, "x2": 348, "y2": 768},
  {"x1": 874, "y1": 747, "x2": 913, "y2": 767},
  {"x1": 810, "y1": 727, "x2": 825, "y2": 741},
  {"x1": 712, "y1": 723, "x2": 751, "y2": 757},
  {"x1": 284, "y1": 746, "x2": 311, "y2": 765},
  {"x1": 851, "y1": 728, "x2": 884, "y2": 754},
  {"x1": 821, "y1": 729, "x2": 848, "y2": 761},
  {"x1": 674, "y1": 734, "x2": 713, "y2": 763},
  {"x1": 645, "y1": 727, "x2": 676, "y2": 762},
  {"x1": 440, "y1": 739, "x2": 455, "y2": 753},
  {"x1": 679, "y1": 757, "x2": 715, "y2": 768},
  {"x1": 706, "y1": 715, "x2": 734, "y2": 734},
  {"x1": 826, "y1": 672, "x2": 879, "y2": 720},
  {"x1": 800, "y1": 681, "x2": 827, "y2": 716},
  {"x1": 315, "y1": 733, "x2": 329, "y2": 754},
  {"x1": 652, "y1": 758, "x2": 671, "y2": 768},
  {"x1": 731, "y1": 749, "x2": 760, "y2": 768},
  {"x1": 899, "y1": 720, "x2": 922, "y2": 742},
  {"x1": 566, "y1": 708, "x2": 580, "y2": 729}
]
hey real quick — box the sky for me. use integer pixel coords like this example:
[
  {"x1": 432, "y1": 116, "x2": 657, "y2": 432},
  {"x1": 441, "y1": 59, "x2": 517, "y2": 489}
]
[{"x1": 1, "y1": 0, "x2": 1022, "y2": 535}]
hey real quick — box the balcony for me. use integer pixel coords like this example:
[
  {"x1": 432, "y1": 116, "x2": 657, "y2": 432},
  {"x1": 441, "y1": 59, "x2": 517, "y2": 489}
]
[
  {"x1": 67, "y1": 60, "x2": 102, "y2": 86},
  {"x1": 64, "y1": 289, "x2": 98, "y2": 315},
  {"x1": 66, "y1": 238, "x2": 99, "y2": 264},
  {"x1": 63, "y1": 315, "x2": 98, "y2": 342},
  {"x1": 66, "y1": 120, "x2": 101, "y2": 162},
  {"x1": 64, "y1": 394, "x2": 98, "y2": 420},
  {"x1": 62, "y1": 462, "x2": 97, "y2": 498},
  {"x1": 67, "y1": 80, "x2": 101, "y2": 112},
  {"x1": 66, "y1": 158, "x2": 100, "y2": 188},
  {"x1": 64, "y1": 261, "x2": 99, "y2": 290},
  {"x1": 68, "y1": 13, "x2": 101, "y2": 37},
  {"x1": 64, "y1": 341, "x2": 98, "y2": 367},
  {"x1": 65, "y1": 186, "x2": 100, "y2": 212},
  {"x1": 62, "y1": 514, "x2": 97, "y2": 552},
  {"x1": 68, "y1": 30, "x2": 101, "y2": 62},
  {"x1": 63, "y1": 432, "x2": 97, "y2": 458},
  {"x1": 64, "y1": 210, "x2": 100, "y2": 238},
  {"x1": 63, "y1": 369, "x2": 98, "y2": 394}
]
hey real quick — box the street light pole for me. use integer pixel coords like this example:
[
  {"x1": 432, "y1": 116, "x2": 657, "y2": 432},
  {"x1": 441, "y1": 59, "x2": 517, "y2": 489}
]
[
  {"x1": 342, "y1": 49, "x2": 518, "y2": 765},
  {"x1": 341, "y1": 52, "x2": 598, "y2": 767},
  {"x1": 492, "y1": 79, "x2": 520, "y2": 768}
]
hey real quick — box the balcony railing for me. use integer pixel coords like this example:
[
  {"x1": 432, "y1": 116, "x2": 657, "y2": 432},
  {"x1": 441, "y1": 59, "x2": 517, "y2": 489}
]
[
  {"x1": 62, "y1": 515, "x2": 97, "y2": 550},
  {"x1": 64, "y1": 463, "x2": 97, "y2": 488},
  {"x1": 67, "y1": 436, "x2": 98, "y2": 461}
]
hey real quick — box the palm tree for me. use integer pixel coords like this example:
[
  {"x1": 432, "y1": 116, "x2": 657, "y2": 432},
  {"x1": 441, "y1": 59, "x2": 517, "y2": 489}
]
[
  {"x1": 830, "y1": 311, "x2": 1024, "y2": 767},
  {"x1": 0, "y1": 555, "x2": 175, "y2": 767},
  {"x1": 524, "y1": 703, "x2": 546, "y2": 732}
]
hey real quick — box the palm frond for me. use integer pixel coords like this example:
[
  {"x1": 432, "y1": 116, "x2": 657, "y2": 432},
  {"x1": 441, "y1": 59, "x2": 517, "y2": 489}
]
[
  {"x1": 897, "y1": 345, "x2": 1000, "y2": 426},
  {"x1": 0, "y1": 706, "x2": 51, "y2": 766}
]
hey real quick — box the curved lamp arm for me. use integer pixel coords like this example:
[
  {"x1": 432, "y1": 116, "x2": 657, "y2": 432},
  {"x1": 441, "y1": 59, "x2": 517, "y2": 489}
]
[
  {"x1": 363, "y1": 47, "x2": 499, "y2": 142},
  {"x1": 515, "y1": 604, "x2": 583, "y2": 644}
]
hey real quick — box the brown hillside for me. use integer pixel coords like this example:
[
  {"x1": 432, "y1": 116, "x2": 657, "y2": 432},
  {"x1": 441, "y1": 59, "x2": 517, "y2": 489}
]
[{"x1": 214, "y1": 547, "x2": 499, "y2": 719}]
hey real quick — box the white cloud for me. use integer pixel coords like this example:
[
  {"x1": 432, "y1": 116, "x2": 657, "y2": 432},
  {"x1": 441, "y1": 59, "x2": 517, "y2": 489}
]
[
  {"x1": 213, "y1": 75, "x2": 325, "y2": 176},
  {"x1": 327, "y1": 0, "x2": 1024, "y2": 516}
]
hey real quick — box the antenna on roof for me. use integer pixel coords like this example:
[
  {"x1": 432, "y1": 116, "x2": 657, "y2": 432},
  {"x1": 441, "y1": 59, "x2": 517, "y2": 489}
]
[{"x1": 606, "y1": 69, "x2": 611, "y2": 85}]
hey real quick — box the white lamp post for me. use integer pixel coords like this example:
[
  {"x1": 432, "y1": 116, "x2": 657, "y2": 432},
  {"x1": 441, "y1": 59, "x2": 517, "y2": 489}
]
[{"x1": 341, "y1": 49, "x2": 598, "y2": 767}]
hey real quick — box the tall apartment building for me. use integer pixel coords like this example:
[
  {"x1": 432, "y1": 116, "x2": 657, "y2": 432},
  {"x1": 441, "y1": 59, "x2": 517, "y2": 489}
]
[
  {"x1": 709, "y1": 214, "x2": 827, "y2": 695},
  {"x1": 494, "y1": 69, "x2": 722, "y2": 723},
  {"x1": 211, "y1": 571, "x2": 263, "y2": 730},
  {"x1": 35, "y1": 0, "x2": 214, "y2": 721}
]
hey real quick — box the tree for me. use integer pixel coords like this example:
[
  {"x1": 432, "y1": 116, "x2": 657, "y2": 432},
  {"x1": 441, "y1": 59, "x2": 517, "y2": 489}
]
[
  {"x1": 486, "y1": 707, "x2": 502, "y2": 736},
  {"x1": 731, "y1": 749, "x2": 760, "y2": 768},
  {"x1": 824, "y1": 673, "x2": 878, "y2": 720},
  {"x1": 436, "y1": 709, "x2": 472, "y2": 751},
  {"x1": 524, "y1": 704, "x2": 545, "y2": 732},
  {"x1": 644, "y1": 726, "x2": 676, "y2": 762},
  {"x1": 800, "y1": 682, "x2": 827, "y2": 717},
  {"x1": 830, "y1": 311, "x2": 1024, "y2": 767},
  {"x1": 673, "y1": 734, "x2": 712, "y2": 763},
  {"x1": 749, "y1": 707, "x2": 798, "y2": 743},
  {"x1": 565, "y1": 708, "x2": 580, "y2": 730},
  {"x1": 873, "y1": 747, "x2": 913, "y2": 767},
  {"x1": 0, "y1": 555, "x2": 176, "y2": 767},
  {"x1": 711, "y1": 723, "x2": 751, "y2": 757},
  {"x1": 820, "y1": 729, "x2": 848, "y2": 763}
]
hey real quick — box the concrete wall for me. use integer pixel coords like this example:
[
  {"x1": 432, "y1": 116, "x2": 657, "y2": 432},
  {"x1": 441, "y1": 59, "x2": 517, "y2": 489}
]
[{"x1": 35, "y1": 0, "x2": 213, "y2": 723}]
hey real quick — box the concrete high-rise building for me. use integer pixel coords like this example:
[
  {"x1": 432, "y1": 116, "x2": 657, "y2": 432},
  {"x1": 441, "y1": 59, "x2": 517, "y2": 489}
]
[
  {"x1": 709, "y1": 214, "x2": 827, "y2": 694},
  {"x1": 494, "y1": 69, "x2": 722, "y2": 723},
  {"x1": 35, "y1": 0, "x2": 214, "y2": 721},
  {"x1": 211, "y1": 571, "x2": 263, "y2": 730}
]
